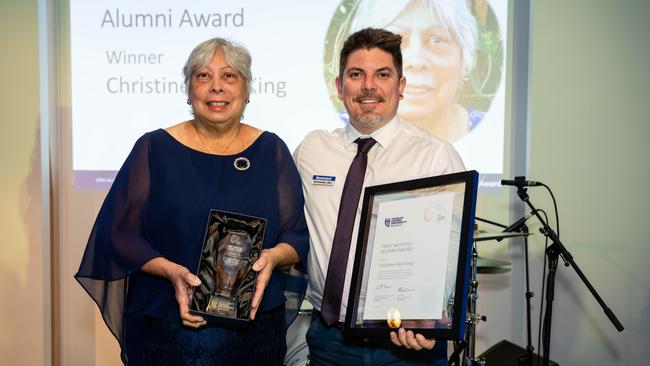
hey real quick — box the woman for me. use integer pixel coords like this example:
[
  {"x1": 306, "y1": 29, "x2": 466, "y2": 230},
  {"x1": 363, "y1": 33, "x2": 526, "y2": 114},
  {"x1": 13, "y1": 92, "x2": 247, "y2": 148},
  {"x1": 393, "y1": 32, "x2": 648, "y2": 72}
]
[
  {"x1": 75, "y1": 38, "x2": 309, "y2": 365},
  {"x1": 334, "y1": 0, "x2": 481, "y2": 142}
]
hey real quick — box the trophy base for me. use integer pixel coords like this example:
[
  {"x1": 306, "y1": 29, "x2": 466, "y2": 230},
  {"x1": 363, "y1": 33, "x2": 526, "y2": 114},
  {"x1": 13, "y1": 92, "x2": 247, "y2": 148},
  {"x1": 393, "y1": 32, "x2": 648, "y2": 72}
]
[{"x1": 206, "y1": 295, "x2": 238, "y2": 317}]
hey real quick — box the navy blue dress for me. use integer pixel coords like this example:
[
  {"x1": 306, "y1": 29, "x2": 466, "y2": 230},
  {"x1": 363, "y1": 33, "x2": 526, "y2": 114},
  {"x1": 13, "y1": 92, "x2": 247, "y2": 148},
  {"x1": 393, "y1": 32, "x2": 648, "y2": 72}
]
[{"x1": 75, "y1": 129, "x2": 309, "y2": 365}]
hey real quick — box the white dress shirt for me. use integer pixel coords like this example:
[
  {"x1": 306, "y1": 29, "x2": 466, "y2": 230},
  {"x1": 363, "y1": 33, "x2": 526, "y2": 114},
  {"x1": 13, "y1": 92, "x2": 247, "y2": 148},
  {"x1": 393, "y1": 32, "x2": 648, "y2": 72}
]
[{"x1": 293, "y1": 116, "x2": 465, "y2": 322}]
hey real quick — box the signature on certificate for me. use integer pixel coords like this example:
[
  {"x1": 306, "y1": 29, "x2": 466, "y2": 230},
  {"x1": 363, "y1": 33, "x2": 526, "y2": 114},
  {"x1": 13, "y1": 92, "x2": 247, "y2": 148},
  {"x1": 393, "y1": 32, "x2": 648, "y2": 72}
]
[{"x1": 376, "y1": 283, "x2": 393, "y2": 290}]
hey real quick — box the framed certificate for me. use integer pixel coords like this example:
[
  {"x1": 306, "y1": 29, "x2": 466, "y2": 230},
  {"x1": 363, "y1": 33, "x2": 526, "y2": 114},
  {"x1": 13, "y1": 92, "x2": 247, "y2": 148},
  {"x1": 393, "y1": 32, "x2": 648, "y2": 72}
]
[{"x1": 344, "y1": 170, "x2": 478, "y2": 340}]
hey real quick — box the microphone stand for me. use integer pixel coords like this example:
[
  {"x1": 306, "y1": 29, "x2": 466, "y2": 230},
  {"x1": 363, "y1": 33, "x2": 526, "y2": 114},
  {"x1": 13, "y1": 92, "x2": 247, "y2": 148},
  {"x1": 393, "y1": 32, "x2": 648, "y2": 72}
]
[
  {"x1": 517, "y1": 223, "x2": 535, "y2": 366},
  {"x1": 478, "y1": 216, "x2": 535, "y2": 365},
  {"x1": 512, "y1": 183, "x2": 624, "y2": 366},
  {"x1": 475, "y1": 216, "x2": 506, "y2": 229}
]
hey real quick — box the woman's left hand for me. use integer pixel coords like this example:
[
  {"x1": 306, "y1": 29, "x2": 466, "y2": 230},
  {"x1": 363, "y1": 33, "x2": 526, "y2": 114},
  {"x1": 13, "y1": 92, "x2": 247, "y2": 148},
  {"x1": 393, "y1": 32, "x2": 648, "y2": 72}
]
[{"x1": 249, "y1": 243, "x2": 299, "y2": 320}]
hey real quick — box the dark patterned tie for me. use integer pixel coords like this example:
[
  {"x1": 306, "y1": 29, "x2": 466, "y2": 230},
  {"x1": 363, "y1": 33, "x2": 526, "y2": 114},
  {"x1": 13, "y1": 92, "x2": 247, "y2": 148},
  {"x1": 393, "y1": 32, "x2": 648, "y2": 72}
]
[{"x1": 320, "y1": 137, "x2": 377, "y2": 325}]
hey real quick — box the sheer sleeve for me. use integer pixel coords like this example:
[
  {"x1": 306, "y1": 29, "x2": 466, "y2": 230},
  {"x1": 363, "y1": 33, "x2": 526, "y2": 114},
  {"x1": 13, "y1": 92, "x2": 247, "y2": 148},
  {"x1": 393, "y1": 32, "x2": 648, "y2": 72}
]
[
  {"x1": 273, "y1": 135, "x2": 310, "y2": 326},
  {"x1": 75, "y1": 134, "x2": 162, "y2": 350},
  {"x1": 274, "y1": 136, "x2": 309, "y2": 266}
]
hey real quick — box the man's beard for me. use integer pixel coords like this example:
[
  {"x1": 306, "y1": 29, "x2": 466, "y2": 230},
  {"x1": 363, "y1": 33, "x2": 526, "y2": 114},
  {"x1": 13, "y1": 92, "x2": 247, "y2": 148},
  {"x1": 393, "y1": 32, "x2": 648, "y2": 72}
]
[
  {"x1": 349, "y1": 109, "x2": 385, "y2": 128},
  {"x1": 349, "y1": 90, "x2": 385, "y2": 128}
]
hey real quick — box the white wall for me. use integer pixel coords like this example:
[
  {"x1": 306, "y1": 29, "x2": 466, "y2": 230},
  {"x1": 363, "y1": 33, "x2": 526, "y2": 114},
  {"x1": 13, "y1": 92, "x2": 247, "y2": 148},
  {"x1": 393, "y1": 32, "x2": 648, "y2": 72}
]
[
  {"x1": 0, "y1": 0, "x2": 48, "y2": 365},
  {"x1": 524, "y1": 0, "x2": 649, "y2": 364}
]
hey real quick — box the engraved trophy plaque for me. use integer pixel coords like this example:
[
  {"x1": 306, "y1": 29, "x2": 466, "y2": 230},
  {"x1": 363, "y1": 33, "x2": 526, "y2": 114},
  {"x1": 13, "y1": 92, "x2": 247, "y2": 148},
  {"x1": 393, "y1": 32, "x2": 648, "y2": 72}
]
[{"x1": 191, "y1": 210, "x2": 266, "y2": 327}]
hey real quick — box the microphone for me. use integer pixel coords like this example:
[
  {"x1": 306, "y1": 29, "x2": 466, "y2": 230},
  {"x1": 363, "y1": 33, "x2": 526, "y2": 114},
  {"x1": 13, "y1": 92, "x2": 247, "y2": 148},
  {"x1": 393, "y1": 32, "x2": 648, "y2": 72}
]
[
  {"x1": 501, "y1": 178, "x2": 542, "y2": 187},
  {"x1": 503, "y1": 212, "x2": 534, "y2": 233},
  {"x1": 497, "y1": 212, "x2": 535, "y2": 241}
]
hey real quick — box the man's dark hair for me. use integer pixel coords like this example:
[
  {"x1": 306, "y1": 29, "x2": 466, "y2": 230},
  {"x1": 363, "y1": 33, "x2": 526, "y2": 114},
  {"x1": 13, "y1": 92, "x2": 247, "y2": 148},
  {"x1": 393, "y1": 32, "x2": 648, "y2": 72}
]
[{"x1": 338, "y1": 27, "x2": 403, "y2": 80}]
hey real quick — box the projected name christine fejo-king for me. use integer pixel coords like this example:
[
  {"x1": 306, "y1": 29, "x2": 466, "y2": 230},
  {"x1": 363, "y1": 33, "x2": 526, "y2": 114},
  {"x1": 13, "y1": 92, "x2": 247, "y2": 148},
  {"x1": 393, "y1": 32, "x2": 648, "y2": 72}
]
[{"x1": 104, "y1": 76, "x2": 287, "y2": 98}]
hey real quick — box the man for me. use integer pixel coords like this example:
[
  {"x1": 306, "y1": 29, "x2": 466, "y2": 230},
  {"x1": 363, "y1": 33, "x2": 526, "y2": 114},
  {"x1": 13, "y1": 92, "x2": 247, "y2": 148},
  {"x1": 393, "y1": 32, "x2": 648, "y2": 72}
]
[{"x1": 293, "y1": 28, "x2": 465, "y2": 365}]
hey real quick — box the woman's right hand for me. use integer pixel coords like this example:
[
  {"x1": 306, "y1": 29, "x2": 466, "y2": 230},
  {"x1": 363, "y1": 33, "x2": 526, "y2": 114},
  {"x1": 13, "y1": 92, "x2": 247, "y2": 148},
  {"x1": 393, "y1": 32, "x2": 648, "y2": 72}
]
[{"x1": 142, "y1": 257, "x2": 207, "y2": 328}]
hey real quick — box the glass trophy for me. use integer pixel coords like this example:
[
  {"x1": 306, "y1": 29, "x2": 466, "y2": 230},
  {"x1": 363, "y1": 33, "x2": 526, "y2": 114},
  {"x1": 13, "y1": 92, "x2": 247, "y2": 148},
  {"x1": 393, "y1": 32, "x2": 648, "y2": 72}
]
[{"x1": 191, "y1": 210, "x2": 266, "y2": 327}]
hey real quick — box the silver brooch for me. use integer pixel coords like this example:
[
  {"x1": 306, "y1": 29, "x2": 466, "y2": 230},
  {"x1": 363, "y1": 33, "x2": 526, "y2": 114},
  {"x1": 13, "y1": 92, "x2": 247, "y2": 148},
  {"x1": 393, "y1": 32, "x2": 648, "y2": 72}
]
[{"x1": 233, "y1": 157, "x2": 250, "y2": 171}]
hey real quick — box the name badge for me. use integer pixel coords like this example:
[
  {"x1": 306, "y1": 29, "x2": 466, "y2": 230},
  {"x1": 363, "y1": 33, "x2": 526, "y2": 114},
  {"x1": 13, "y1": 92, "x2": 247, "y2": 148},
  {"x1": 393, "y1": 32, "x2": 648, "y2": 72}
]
[{"x1": 312, "y1": 175, "x2": 336, "y2": 186}]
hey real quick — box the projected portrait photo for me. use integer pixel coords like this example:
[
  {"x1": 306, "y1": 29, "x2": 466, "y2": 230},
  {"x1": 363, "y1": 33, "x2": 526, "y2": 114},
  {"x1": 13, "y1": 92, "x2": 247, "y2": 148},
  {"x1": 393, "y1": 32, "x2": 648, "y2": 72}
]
[{"x1": 323, "y1": 0, "x2": 504, "y2": 144}]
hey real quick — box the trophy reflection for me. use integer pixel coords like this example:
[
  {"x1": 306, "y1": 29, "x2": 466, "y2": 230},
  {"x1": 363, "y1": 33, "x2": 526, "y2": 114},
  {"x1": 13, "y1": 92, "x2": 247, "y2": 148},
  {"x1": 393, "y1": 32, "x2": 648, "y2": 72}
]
[{"x1": 206, "y1": 229, "x2": 252, "y2": 317}]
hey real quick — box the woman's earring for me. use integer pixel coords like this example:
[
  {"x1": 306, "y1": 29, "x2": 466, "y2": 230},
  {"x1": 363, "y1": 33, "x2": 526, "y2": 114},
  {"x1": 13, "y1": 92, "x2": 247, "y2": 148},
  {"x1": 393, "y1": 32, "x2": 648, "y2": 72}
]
[{"x1": 186, "y1": 99, "x2": 191, "y2": 105}]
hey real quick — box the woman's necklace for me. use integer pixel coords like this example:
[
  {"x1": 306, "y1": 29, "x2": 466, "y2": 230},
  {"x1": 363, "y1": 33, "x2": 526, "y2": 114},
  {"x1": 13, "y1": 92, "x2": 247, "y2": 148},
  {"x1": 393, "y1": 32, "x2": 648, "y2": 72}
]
[{"x1": 193, "y1": 121, "x2": 242, "y2": 154}]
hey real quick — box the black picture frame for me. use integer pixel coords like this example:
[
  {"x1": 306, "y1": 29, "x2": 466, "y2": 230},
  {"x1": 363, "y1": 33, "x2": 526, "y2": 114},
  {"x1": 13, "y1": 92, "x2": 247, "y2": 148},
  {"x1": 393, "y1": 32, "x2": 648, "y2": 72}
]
[{"x1": 344, "y1": 170, "x2": 478, "y2": 340}]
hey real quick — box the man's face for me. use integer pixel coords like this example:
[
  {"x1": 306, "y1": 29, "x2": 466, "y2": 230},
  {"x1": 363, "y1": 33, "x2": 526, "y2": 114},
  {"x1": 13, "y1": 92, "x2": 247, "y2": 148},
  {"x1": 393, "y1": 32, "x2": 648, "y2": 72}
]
[{"x1": 336, "y1": 48, "x2": 406, "y2": 134}]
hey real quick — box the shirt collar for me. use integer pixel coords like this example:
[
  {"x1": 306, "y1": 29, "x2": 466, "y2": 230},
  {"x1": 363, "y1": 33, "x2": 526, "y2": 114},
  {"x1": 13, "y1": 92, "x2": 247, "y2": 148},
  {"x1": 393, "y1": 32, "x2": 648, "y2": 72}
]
[{"x1": 343, "y1": 115, "x2": 401, "y2": 150}]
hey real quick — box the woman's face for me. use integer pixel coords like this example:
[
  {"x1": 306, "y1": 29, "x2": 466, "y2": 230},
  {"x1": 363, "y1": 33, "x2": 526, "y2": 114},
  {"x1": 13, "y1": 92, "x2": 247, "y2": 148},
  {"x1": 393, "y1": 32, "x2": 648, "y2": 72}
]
[
  {"x1": 386, "y1": 0, "x2": 464, "y2": 122},
  {"x1": 189, "y1": 49, "x2": 247, "y2": 127}
]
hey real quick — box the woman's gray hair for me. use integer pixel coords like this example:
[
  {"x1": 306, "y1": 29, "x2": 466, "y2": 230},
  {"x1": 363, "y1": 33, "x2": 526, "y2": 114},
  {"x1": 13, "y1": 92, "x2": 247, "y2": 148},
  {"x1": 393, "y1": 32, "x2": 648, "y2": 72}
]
[
  {"x1": 182, "y1": 37, "x2": 252, "y2": 98},
  {"x1": 351, "y1": 0, "x2": 478, "y2": 75}
]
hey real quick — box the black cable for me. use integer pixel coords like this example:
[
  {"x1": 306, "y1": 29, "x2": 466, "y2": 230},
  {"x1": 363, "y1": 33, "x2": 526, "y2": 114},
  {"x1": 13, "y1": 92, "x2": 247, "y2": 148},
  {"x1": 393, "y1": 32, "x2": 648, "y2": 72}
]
[
  {"x1": 539, "y1": 183, "x2": 560, "y2": 238},
  {"x1": 536, "y1": 208, "x2": 551, "y2": 365}
]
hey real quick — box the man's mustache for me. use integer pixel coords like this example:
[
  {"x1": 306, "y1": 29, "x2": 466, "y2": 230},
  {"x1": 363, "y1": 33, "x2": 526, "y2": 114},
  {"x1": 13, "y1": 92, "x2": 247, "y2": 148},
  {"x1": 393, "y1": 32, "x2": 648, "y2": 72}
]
[{"x1": 353, "y1": 90, "x2": 385, "y2": 103}]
